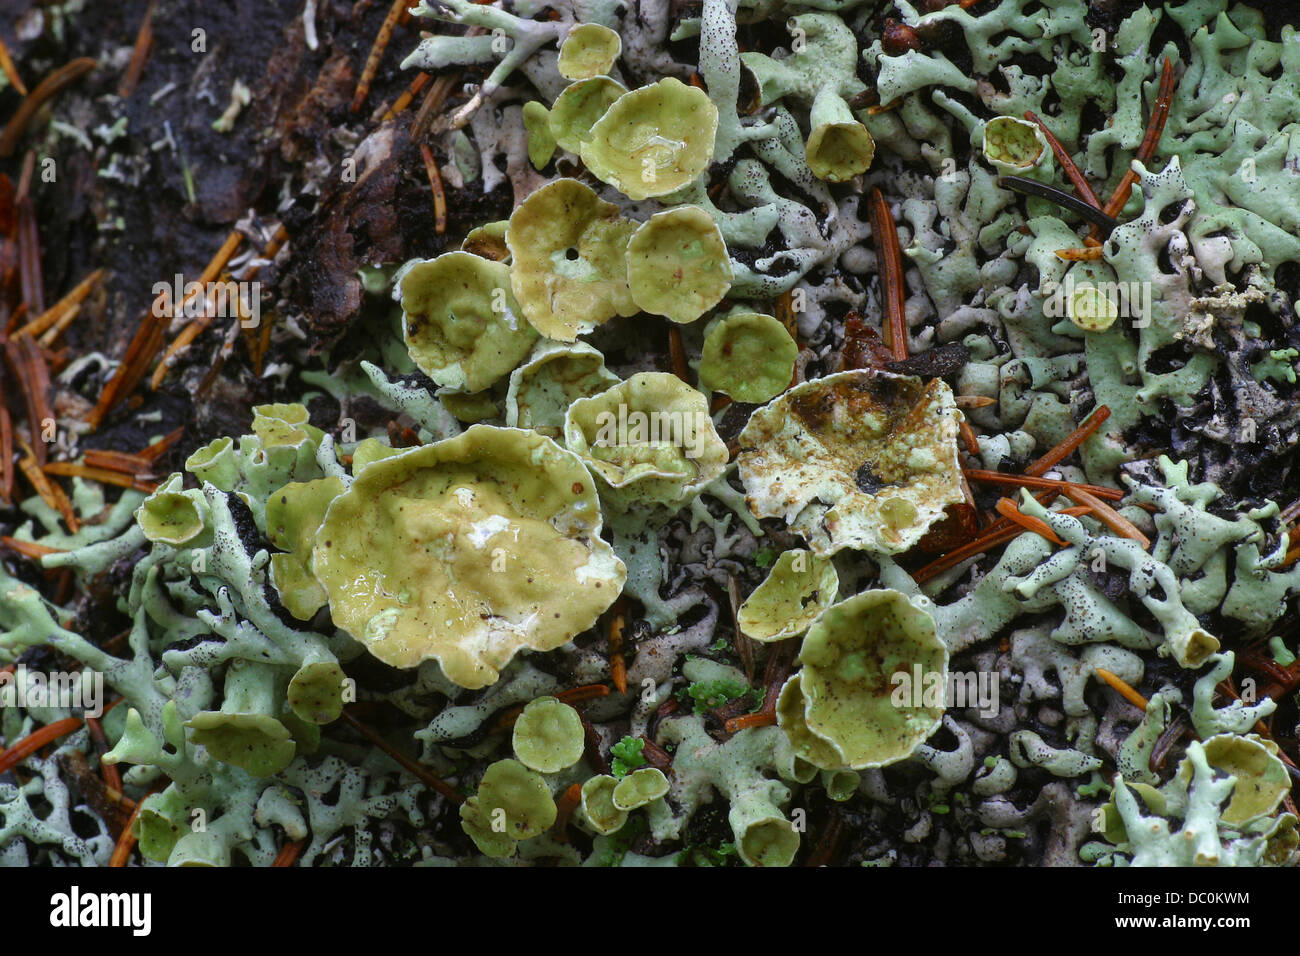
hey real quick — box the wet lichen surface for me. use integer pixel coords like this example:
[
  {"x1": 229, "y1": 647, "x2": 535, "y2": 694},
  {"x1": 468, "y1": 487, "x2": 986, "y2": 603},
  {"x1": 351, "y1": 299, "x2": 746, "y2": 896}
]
[{"x1": 1, "y1": 0, "x2": 1300, "y2": 871}]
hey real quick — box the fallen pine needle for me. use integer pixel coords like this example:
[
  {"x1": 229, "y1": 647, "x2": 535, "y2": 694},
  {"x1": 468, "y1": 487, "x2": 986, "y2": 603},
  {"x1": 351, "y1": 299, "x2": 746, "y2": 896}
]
[
  {"x1": 0, "y1": 716, "x2": 84, "y2": 776},
  {"x1": 1095, "y1": 667, "x2": 1149, "y2": 711}
]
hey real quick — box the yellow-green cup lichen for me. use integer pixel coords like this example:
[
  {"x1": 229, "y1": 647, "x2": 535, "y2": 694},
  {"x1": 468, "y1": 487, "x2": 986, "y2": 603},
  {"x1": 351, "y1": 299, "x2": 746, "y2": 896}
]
[
  {"x1": 737, "y1": 370, "x2": 964, "y2": 555},
  {"x1": 168, "y1": 831, "x2": 231, "y2": 867},
  {"x1": 625, "y1": 205, "x2": 733, "y2": 324},
  {"x1": 579, "y1": 774, "x2": 629, "y2": 835},
  {"x1": 351, "y1": 437, "x2": 404, "y2": 473},
  {"x1": 266, "y1": 476, "x2": 346, "y2": 621},
  {"x1": 135, "y1": 473, "x2": 211, "y2": 547},
  {"x1": 459, "y1": 758, "x2": 558, "y2": 854},
  {"x1": 461, "y1": 219, "x2": 510, "y2": 261},
  {"x1": 522, "y1": 100, "x2": 557, "y2": 170},
  {"x1": 731, "y1": 800, "x2": 800, "y2": 867},
  {"x1": 439, "y1": 388, "x2": 501, "y2": 423},
  {"x1": 557, "y1": 23, "x2": 621, "y2": 80},
  {"x1": 981, "y1": 116, "x2": 1046, "y2": 172},
  {"x1": 1177, "y1": 733, "x2": 1290, "y2": 825},
  {"x1": 698, "y1": 311, "x2": 798, "y2": 403},
  {"x1": 311, "y1": 424, "x2": 626, "y2": 689},
  {"x1": 580, "y1": 77, "x2": 719, "y2": 201},
  {"x1": 287, "y1": 659, "x2": 348, "y2": 725},
  {"x1": 506, "y1": 178, "x2": 638, "y2": 341},
  {"x1": 512, "y1": 696, "x2": 586, "y2": 773},
  {"x1": 186, "y1": 710, "x2": 296, "y2": 779},
  {"x1": 611, "y1": 767, "x2": 670, "y2": 810},
  {"x1": 549, "y1": 76, "x2": 627, "y2": 154},
  {"x1": 397, "y1": 251, "x2": 539, "y2": 394},
  {"x1": 564, "y1": 372, "x2": 729, "y2": 512},
  {"x1": 736, "y1": 549, "x2": 838, "y2": 642},
  {"x1": 777, "y1": 589, "x2": 948, "y2": 770},
  {"x1": 252, "y1": 402, "x2": 324, "y2": 448},
  {"x1": 184, "y1": 436, "x2": 239, "y2": 491},
  {"x1": 805, "y1": 87, "x2": 875, "y2": 182},
  {"x1": 505, "y1": 340, "x2": 620, "y2": 440}
]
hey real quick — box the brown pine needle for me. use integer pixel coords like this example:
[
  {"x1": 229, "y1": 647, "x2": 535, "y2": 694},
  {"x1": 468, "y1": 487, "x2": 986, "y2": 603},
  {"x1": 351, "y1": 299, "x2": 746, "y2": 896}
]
[
  {"x1": 1062, "y1": 483, "x2": 1151, "y2": 549},
  {"x1": 84, "y1": 715, "x2": 122, "y2": 793},
  {"x1": 82, "y1": 449, "x2": 151, "y2": 475},
  {"x1": 869, "y1": 187, "x2": 908, "y2": 361},
  {"x1": 958, "y1": 418, "x2": 980, "y2": 456},
  {"x1": 15, "y1": 268, "x2": 104, "y2": 339},
  {"x1": 6, "y1": 320, "x2": 55, "y2": 465},
  {"x1": 608, "y1": 601, "x2": 627, "y2": 695},
  {"x1": 555, "y1": 684, "x2": 611, "y2": 706},
  {"x1": 667, "y1": 323, "x2": 689, "y2": 382},
  {"x1": 0, "y1": 58, "x2": 97, "y2": 158},
  {"x1": 36, "y1": 304, "x2": 80, "y2": 348},
  {"x1": 86, "y1": 308, "x2": 169, "y2": 428},
  {"x1": 0, "y1": 404, "x2": 12, "y2": 503},
  {"x1": 552, "y1": 782, "x2": 583, "y2": 843},
  {"x1": 382, "y1": 71, "x2": 431, "y2": 120},
  {"x1": 1095, "y1": 667, "x2": 1149, "y2": 711},
  {"x1": 109, "y1": 788, "x2": 159, "y2": 868},
  {"x1": 995, "y1": 497, "x2": 1067, "y2": 546},
  {"x1": 1091, "y1": 56, "x2": 1176, "y2": 239},
  {"x1": 272, "y1": 839, "x2": 306, "y2": 867},
  {"x1": 1054, "y1": 245, "x2": 1106, "y2": 261},
  {"x1": 1023, "y1": 109, "x2": 1104, "y2": 211},
  {"x1": 913, "y1": 523, "x2": 1024, "y2": 583},
  {"x1": 118, "y1": 0, "x2": 157, "y2": 98},
  {"x1": 964, "y1": 469, "x2": 1124, "y2": 501},
  {"x1": 725, "y1": 712, "x2": 778, "y2": 733},
  {"x1": 339, "y1": 710, "x2": 464, "y2": 803},
  {"x1": 43, "y1": 461, "x2": 159, "y2": 493},
  {"x1": 18, "y1": 447, "x2": 78, "y2": 531},
  {"x1": 419, "y1": 143, "x2": 448, "y2": 235},
  {"x1": 727, "y1": 572, "x2": 756, "y2": 683},
  {"x1": 0, "y1": 716, "x2": 83, "y2": 776},
  {"x1": 352, "y1": 0, "x2": 409, "y2": 114},
  {"x1": 136, "y1": 426, "x2": 185, "y2": 461},
  {"x1": 0, "y1": 536, "x2": 66, "y2": 559},
  {"x1": 955, "y1": 394, "x2": 996, "y2": 409},
  {"x1": 1025, "y1": 405, "x2": 1110, "y2": 477},
  {"x1": 0, "y1": 34, "x2": 27, "y2": 95}
]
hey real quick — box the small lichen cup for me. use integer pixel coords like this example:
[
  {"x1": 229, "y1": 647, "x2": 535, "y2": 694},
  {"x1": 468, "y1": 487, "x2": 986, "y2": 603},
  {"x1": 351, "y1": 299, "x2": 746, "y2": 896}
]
[
  {"x1": 580, "y1": 77, "x2": 719, "y2": 200},
  {"x1": 557, "y1": 23, "x2": 621, "y2": 80},
  {"x1": 625, "y1": 206, "x2": 733, "y2": 324},
  {"x1": 699, "y1": 310, "x2": 798, "y2": 403},
  {"x1": 981, "y1": 116, "x2": 1046, "y2": 172},
  {"x1": 396, "y1": 250, "x2": 539, "y2": 393},
  {"x1": 777, "y1": 589, "x2": 948, "y2": 770}
]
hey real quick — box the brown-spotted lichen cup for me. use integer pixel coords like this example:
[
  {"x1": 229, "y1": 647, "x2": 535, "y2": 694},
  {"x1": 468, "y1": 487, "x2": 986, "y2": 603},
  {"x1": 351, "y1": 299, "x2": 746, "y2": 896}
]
[
  {"x1": 625, "y1": 205, "x2": 733, "y2": 324},
  {"x1": 737, "y1": 370, "x2": 963, "y2": 555}
]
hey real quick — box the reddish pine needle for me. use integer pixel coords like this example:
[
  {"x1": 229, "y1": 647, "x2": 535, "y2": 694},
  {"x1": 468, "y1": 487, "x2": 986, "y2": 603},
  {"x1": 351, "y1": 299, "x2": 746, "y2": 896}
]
[
  {"x1": 352, "y1": 0, "x2": 409, "y2": 113},
  {"x1": 272, "y1": 839, "x2": 306, "y2": 867},
  {"x1": 0, "y1": 716, "x2": 83, "y2": 776},
  {"x1": 0, "y1": 58, "x2": 97, "y2": 158},
  {"x1": 869, "y1": 187, "x2": 908, "y2": 361},
  {"x1": 1024, "y1": 405, "x2": 1110, "y2": 477}
]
